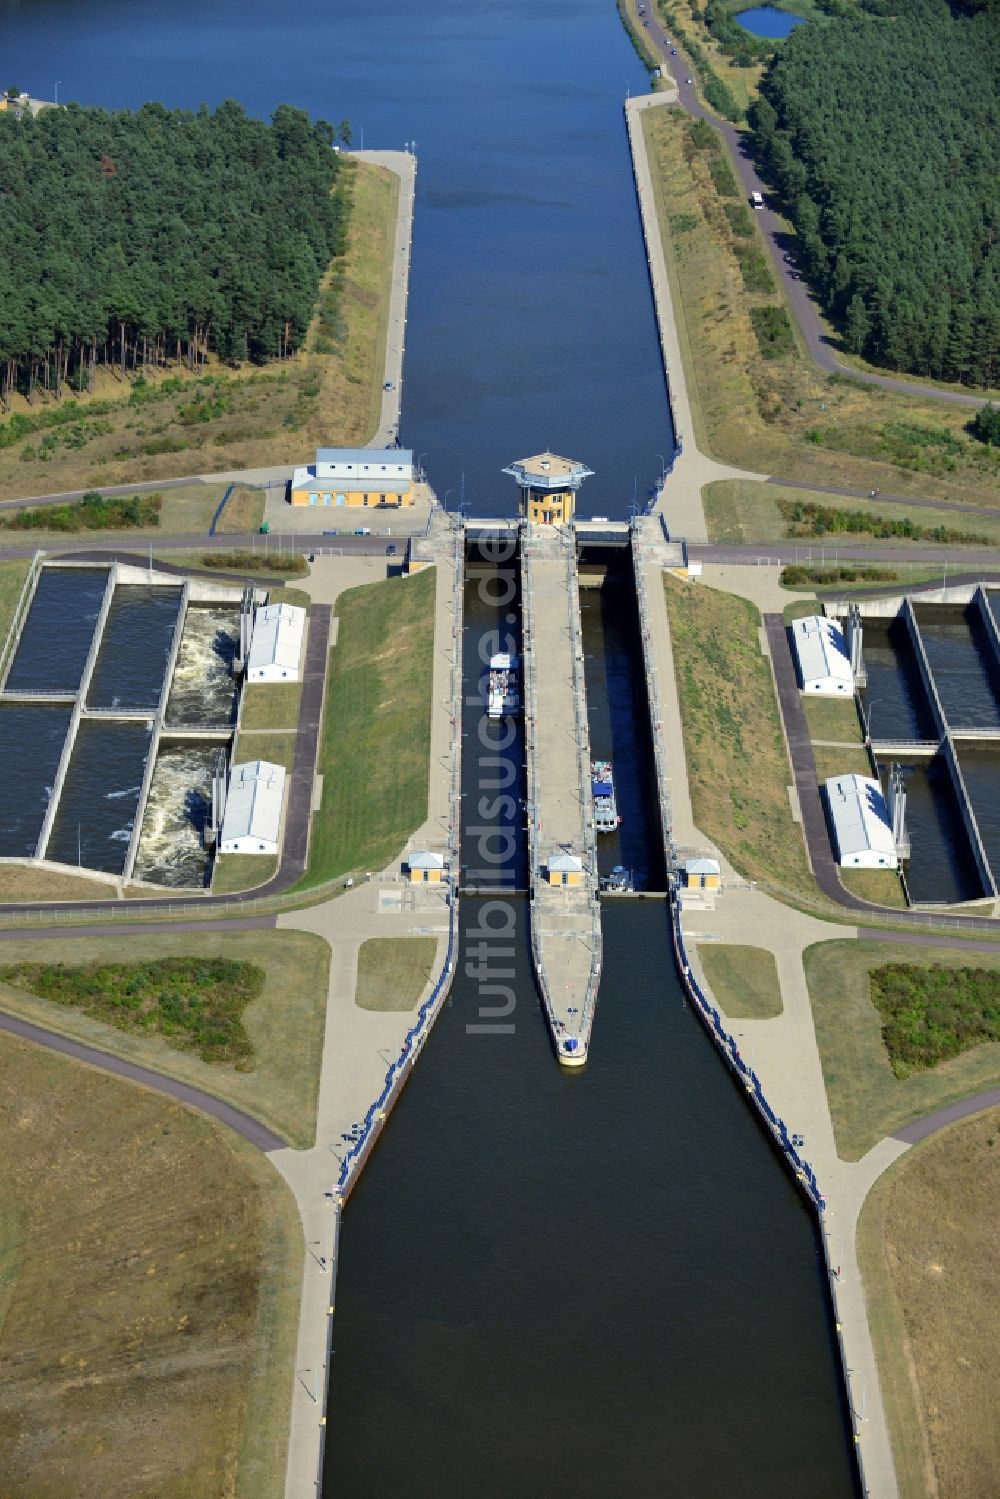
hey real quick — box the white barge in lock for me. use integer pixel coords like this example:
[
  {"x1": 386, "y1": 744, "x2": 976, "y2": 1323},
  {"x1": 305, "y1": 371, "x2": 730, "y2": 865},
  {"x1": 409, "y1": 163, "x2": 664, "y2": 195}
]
[
  {"x1": 591, "y1": 760, "x2": 621, "y2": 833},
  {"x1": 486, "y1": 651, "x2": 520, "y2": 719}
]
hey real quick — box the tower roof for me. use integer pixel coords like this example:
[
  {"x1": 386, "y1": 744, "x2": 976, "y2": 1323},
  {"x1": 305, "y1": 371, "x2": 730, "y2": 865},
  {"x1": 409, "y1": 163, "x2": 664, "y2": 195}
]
[{"x1": 502, "y1": 451, "x2": 594, "y2": 490}]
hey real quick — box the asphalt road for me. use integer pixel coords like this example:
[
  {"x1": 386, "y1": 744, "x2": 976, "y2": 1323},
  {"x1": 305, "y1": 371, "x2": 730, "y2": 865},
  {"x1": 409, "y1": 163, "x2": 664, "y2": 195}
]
[
  {"x1": 631, "y1": 1, "x2": 989, "y2": 409},
  {"x1": 0, "y1": 1007, "x2": 287, "y2": 1150}
]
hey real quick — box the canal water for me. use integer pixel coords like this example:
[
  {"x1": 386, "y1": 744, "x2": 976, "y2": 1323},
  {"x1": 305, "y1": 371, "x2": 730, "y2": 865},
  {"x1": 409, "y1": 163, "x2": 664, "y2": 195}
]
[
  {"x1": 0, "y1": 0, "x2": 673, "y2": 518},
  {"x1": 956, "y1": 748, "x2": 1000, "y2": 890},
  {"x1": 46, "y1": 720, "x2": 152, "y2": 873},
  {"x1": 4, "y1": 0, "x2": 852, "y2": 1486},
  {"x1": 0, "y1": 704, "x2": 72, "y2": 857},
  {"x1": 87, "y1": 585, "x2": 182, "y2": 710},
  {"x1": 3, "y1": 567, "x2": 107, "y2": 694},
  {"x1": 914, "y1": 604, "x2": 1000, "y2": 732},
  {"x1": 133, "y1": 743, "x2": 217, "y2": 886},
  {"x1": 580, "y1": 553, "x2": 665, "y2": 888},
  {"x1": 165, "y1": 605, "x2": 240, "y2": 727},
  {"x1": 327, "y1": 899, "x2": 855, "y2": 1497}
]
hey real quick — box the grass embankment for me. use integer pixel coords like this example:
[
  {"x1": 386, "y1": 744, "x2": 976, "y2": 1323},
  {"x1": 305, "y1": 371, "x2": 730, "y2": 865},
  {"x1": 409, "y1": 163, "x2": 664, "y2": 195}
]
[
  {"x1": 0, "y1": 557, "x2": 32, "y2": 640},
  {"x1": 703, "y1": 480, "x2": 1000, "y2": 547},
  {"x1": 0, "y1": 483, "x2": 264, "y2": 549},
  {"x1": 802, "y1": 695, "x2": 863, "y2": 745},
  {"x1": 857, "y1": 1111, "x2": 1000, "y2": 1499},
  {"x1": 663, "y1": 572, "x2": 812, "y2": 894},
  {"x1": 803, "y1": 939, "x2": 1000, "y2": 1160},
  {"x1": 302, "y1": 569, "x2": 434, "y2": 888},
  {"x1": 0, "y1": 159, "x2": 398, "y2": 499},
  {"x1": 0, "y1": 1030, "x2": 301, "y2": 1498},
  {"x1": 211, "y1": 854, "x2": 279, "y2": 896},
  {"x1": 698, "y1": 944, "x2": 782, "y2": 1017},
  {"x1": 241, "y1": 682, "x2": 303, "y2": 731},
  {"x1": 0, "y1": 956, "x2": 262, "y2": 1066},
  {"x1": 0, "y1": 866, "x2": 115, "y2": 903},
  {"x1": 355, "y1": 937, "x2": 438, "y2": 1012},
  {"x1": 0, "y1": 931, "x2": 330, "y2": 1147},
  {"x1": 642, "y1": 108, "x2": 1000, "y2": 509}
]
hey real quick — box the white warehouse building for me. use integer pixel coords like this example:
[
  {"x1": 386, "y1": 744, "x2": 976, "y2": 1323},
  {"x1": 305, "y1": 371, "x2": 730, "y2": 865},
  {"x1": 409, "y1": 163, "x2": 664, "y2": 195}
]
[
  {"x1": 825, "y1": 773, "x2": 898, "y2": 869},
  {"x1": 791, "y1": 615, "x2": 853, "y2": 695},
  {"x1": 219, "y1": 760, "x2": 287, "y2": 856},
  {"x1": 247, "y1": 603, "x2": 306, "y2": 683}
]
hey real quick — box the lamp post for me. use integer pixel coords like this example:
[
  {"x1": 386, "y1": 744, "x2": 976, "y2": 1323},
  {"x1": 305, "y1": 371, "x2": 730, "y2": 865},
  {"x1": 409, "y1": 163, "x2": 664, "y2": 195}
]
[{"x1": 54, "y1": 81, "x2": 62, "y2": 105}]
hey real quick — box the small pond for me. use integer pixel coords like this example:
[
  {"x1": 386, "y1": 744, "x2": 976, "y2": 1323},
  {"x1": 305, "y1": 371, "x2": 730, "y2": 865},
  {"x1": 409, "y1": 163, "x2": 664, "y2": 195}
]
[{"x1": 735, "y1": 5, "x2": 806, "y2": 37}]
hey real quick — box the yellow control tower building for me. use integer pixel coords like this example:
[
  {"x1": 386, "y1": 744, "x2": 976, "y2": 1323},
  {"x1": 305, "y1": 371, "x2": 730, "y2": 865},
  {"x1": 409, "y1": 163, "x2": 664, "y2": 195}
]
[{"x1": 503, "y1": 451, "x2": 593, "y2": 525}]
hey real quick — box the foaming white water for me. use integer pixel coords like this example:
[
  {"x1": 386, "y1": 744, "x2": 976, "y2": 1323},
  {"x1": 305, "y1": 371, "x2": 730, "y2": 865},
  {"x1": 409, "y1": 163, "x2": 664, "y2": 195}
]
[
  {"x1": 166, "y1": 607, "x2": 239, "y2": 727},
  {"x1": 133, "y1": 744, "x2": 217, "y2": 887}
]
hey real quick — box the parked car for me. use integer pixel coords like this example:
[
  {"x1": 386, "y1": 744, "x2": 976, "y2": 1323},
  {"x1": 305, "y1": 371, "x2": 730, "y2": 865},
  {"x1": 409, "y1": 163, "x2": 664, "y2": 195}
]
[
  {"x1": 383, "y1": 380, "x2": 394, "y2": 391},
  {"x1": 354, "y1": 527, "x2": 372, "y2": 536},
  {"x1": 386, "y1": 544, "x2": 397, "y2": 556}
]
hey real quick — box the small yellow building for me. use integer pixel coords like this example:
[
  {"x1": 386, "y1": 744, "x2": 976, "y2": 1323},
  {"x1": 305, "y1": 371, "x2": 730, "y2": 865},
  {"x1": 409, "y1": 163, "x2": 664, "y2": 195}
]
[
  {"x1": 684, "y1": 857, "x2": 721, "y2": 892},
  {"x1": 546, "y1": 852, "x2": 584, "y2": 887},
  {"x1": 503, "y1": 452, "x2": 593, "y2": 525},
  {"x1": 290, "y1": 448, "x2": 414, "y2": 509},
  {"x1": 407, "y1": 850, "x2": 445, "y2": 884}
]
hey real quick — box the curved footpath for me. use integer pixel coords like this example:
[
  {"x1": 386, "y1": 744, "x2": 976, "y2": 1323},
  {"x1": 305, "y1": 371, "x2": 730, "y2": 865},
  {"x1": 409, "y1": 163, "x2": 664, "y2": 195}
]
[{"x1": 627, "y1": 0, "x2": 992, "y2": 410}]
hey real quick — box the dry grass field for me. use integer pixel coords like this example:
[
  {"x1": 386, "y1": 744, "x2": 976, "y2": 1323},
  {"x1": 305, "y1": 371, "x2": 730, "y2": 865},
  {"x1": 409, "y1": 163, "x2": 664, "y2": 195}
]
[
  {"x1": 858, "y1": 1110, "x2": 1000, "y2": 1499},
  {"x1": 0, "y1": 160, "x2": 397, "y2": 500},
  {"x1": 698, "y1": 944, "x2": 782, "y2": 1018},
  {"x1": 803, "y1": 939, "x2": 1000, "y2": 1160},
  {"x1": 0, "y1": 930, "x2": 330, "y2": 1147},
  {"x1": 642, "y1": 108, "x2": 1000, "y2": 508},
  {"x1": 663, "y1": 572, "x2": 814, "y2": 895},
  {"x1": 0, "y1": 1031, "x2": 301, "y2": 1499},
  {"x1": 703, "y1": 480, "x2": 1000, "y2": 547},
  {"x1": 355, "y1": 937, "x2": 438, "y2": 1012}
]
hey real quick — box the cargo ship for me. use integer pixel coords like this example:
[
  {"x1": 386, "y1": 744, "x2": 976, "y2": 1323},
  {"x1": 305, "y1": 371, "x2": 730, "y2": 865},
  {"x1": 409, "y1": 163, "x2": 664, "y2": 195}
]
[
  {"x1": 486, "y1": 652, "x2": 519, "y2": 719},
  {"x1": 591, "y1": 759, "x2": 620, "y2": 833}
]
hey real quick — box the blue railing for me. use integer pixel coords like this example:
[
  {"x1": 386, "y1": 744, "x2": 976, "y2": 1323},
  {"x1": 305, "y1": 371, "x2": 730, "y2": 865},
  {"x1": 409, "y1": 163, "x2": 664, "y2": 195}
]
[{"x1": 669, "y1": 889, "x2": 825, "y2": 1211}]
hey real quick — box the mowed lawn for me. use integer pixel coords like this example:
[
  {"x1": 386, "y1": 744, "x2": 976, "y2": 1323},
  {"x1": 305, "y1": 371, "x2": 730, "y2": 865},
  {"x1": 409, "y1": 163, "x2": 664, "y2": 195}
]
[
  {"x1": 0, "y1": 1031, "x2": 301, "y2": 1499},
  {"x1": 303, "y1": 568, "x2": 434, "y2": 887},
  {"x1": 0, "y1": 930, "x2": 330, "y2": 1148},
  {"x1": 803, "y1": 939, "x2": 1000, "y2": 1160},
  {"x1": 663, "y1": 573, "x2": 813, "y2": 896},
  {"x1": 698, "y1": 944, "x2": 782, "y2": 1018},
  {"x1": 858, "y1": 1110, "x2": 1000, "y2": 1499},
  {"x1": 0, "y1": 557, "x2": 31, "y2": 644},
  {"x1": 355, "y1": 937, "x2": 438, "y2": 1012}
]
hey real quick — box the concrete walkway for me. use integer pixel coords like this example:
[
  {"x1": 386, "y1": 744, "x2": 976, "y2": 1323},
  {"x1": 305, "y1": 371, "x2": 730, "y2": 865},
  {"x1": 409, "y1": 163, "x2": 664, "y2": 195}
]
[
  {"x1": 267, "y1": 521, "x2": 461, "y2": 1499},
  {"x1": 352, "y1": 149, "x2": 416, "y2": 450},
  {"x1": 624, "y1": 93, "x2": 766, "y2": 543}
]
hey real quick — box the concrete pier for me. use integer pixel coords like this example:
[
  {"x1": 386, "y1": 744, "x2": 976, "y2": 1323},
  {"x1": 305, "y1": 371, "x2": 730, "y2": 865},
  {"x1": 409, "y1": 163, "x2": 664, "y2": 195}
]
[{"x1": 521, "y1": 523, "x2": 601, "y2": 1065}]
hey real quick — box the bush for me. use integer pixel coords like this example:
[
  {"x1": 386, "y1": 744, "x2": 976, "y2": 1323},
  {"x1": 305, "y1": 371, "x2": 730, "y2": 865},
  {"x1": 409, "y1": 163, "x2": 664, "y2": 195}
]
[
  {"x1": 777, "y1": 498, "x2": 989, "y2": 546},
  {"x1": 781, "y1": 563, "x2": 899, "y2": 586},
  {"x1": 870, "y1": 963, "x2": 1000, "y2": 1077},
  {"x1": 734, "y1": 242, "x2": 775, "y2": 293},
  {"x1": 0, "y1": 490, "x2": 163, "y2": 532},
  {"x1": 724, "y1": 202, "x2": 754, "y2": 238},
  {"x1": 0, "y1": 956, "x2": 263, "y2": 1065},
  {"x1": 200, "y1": 549, "x2": 309, "y2": 576},
  {"x1": 708, "y1": 154, "x2": 739, "y2": 198},
  {"x1": 969, "y1": 402, "x2": 1000, "y2": 447},
  {"x1": 749, "y1": 305, "x2": 794, "y2": 359}
]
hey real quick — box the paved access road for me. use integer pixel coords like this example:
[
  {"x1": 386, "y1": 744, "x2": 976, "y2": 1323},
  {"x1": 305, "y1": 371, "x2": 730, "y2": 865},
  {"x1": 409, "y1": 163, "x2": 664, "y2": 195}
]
[
  {"x1": 628, "y1": 0, "x2": 990, "y2": 409},
  {"x1": 0, "y1": 1005, "x2": 286, "y2": 1150}
]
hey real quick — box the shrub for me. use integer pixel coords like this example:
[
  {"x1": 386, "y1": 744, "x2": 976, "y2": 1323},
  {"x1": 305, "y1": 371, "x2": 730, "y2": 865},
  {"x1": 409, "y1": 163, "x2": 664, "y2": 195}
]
[{"x1": 750, "y1": 305, "x2": 794, "y2": 358}]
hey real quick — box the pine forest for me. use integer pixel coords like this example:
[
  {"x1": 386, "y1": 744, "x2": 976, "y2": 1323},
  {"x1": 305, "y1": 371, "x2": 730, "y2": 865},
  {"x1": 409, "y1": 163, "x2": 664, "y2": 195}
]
[
  {"x1": 751, "y1": 0, "x2": 1000, "y2": 386},
  {"x1": 0, "y1": 100, "x2": 348, "y2": 410}
]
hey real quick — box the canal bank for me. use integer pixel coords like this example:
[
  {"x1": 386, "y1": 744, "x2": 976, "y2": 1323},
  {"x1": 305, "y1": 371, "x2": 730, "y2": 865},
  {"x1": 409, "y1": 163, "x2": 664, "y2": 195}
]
[{"x1": 630, "y1": 532, "x2": 899, "y2": 1493}]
